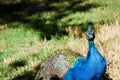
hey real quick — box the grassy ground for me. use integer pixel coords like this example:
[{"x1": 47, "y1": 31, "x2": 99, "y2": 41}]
[
  {"x1": 0, "y1": 21, "x2": 120, "y2": 80},
  {"x1": 0, "y1": 0, "x2": 120, "y2": 80}
]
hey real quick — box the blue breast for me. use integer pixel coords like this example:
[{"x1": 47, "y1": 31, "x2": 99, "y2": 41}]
[
  {"x1": 62, "y1": 41, "x2": 106, "y2": 80},
  {"x1": 62, "y1": 29, "x2": 106, "y2": 80}
]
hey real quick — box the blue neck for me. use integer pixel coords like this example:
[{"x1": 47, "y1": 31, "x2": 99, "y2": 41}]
[
  {"x1": 87, "y1": 40, "x2": 96, "y2": 59},
  {"x1": 87, "y1": 40, "x2": 105, "y2": 63},
  {"x1": 88, "y1": 40, "x2": 95, "y2": 48}
]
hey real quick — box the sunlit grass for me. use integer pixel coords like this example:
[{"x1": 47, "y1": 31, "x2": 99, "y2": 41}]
[{"x1": 96, "y1": 21, "x2": 120, "y2": 80}]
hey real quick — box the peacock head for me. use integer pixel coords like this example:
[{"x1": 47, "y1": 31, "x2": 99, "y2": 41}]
[
  {"x1": 86, "y1": 21, "x2": 95, "y2": 41},
  {"x1": 86, "y1": 29, "x2": 95, "y2": 41}
]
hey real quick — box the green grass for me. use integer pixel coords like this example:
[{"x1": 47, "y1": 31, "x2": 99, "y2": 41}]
[
  {"x1": 0, "y1": 23, "x2": 80, "y2": 79},
  {"x1": 23, "y1": 0, "x2": 120, "y2": 35},
  {"x1": 0, "y1": 0, "x2": 120, "y2": 80}
]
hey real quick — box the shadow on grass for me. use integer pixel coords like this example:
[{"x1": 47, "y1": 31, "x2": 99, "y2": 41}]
[
  {"x1": 12, "y1": 63, "x2": 41, "y2": 80},
  {"x1": 101, "y1": 73, "x2": 113, "y2": 80},
  {"x1": 0, "y1": 0, "x2": 100, "y2": 39},
  {"x1": 12, "y1": 70, "x2": 35, "y2": 80},
  {"x1": 9, "y1": 59, "x2": 27, "y2": 68}
]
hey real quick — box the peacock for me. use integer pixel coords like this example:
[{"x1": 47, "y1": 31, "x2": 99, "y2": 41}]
[{"x1": 62, "y1": 28, "x2": 106, "y2": 80}]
